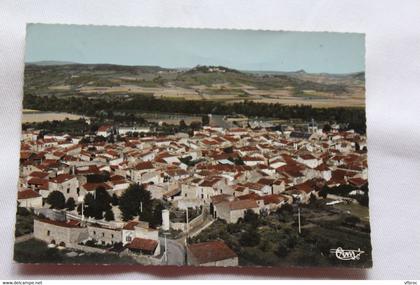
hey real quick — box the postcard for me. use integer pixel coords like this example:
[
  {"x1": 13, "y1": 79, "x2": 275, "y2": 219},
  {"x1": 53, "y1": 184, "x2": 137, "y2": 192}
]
[{"x1": 15, "y1": 23, "x2": 371, "y2": 268}]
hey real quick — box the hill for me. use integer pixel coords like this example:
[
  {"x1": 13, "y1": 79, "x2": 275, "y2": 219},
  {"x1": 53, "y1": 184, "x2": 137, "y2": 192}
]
[{"x1": 23, "y1": 63, "x2": 365, "y2": 108}]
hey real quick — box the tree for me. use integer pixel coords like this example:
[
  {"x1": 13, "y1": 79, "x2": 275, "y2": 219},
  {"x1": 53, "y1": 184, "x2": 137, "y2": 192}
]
[
  {"x1": 111, "y1": 193, "x2": 119, "y2": 206},
  {"x1": 65, "y1": 197, "x2": 76, "y2": 211},
  {"x1": 149, "y1": 202, "x2": 164, "y2": 228},
  {"x1": 84, "y1": 193, "x2": 95, "y2": 206},
  {"x1": 46, "y1": 191, "x2": 65, "y2": 209},
  {"x1": 118, "y1": 184, "x2": 152, "y2": 221},
  {"x1": 104, "y1": 208, "x2": 115, "y2": 221},
  {"x1": 82, "y1": 188, "x2": 113, "y2": 220},
  {"x1": 95, "y1": 187, "x2": 112, "y2": 209}
]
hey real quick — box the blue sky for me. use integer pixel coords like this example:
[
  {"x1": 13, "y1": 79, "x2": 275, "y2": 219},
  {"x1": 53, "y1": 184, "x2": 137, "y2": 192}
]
[{"x1": 25, "y1": 24, "x2": 365, "y2": 74}]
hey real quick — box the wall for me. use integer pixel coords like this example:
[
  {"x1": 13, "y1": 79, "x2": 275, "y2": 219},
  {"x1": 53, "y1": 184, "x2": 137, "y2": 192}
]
[{"x1": 87, "y1": 225, "x2": 122, "y2": 245}]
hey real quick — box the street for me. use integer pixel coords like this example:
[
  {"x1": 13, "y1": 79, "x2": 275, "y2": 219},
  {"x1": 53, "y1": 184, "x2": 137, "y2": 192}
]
[{"x1": 159, "y1": 237, "x2": 186, "y2": 266}]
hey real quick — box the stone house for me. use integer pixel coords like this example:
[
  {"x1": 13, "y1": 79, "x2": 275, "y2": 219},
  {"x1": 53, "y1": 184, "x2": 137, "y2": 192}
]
[
  {"x1": 17, "y1": 189, "x2": 43, "y2": 208},
  {"x1": 48, "y1": 174, "x2": 80, "y2": 201},
  {"x1": 213, "y1": 198, "x2": 259, "y2": 223},
  {"x1": 33, "y1": 218, "x2": 88, "y2": 248}
]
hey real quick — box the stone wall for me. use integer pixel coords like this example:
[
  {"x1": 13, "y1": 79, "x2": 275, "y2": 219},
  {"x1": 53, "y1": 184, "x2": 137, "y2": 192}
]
[{"x1": 170, "y1": 211, "x2": 204, "y2": 232}]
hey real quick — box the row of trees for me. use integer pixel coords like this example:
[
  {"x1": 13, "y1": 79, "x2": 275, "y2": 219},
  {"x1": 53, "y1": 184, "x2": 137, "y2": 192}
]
[
  {"x1": 23, "y1": 94, "x2": 367, "y2": 133},
  {"x1": 46, "y1": 191, "x2": 75, "y2": 211},
  {"x1": 45, "y1": 184, "x2": 165, "y2": 226}
]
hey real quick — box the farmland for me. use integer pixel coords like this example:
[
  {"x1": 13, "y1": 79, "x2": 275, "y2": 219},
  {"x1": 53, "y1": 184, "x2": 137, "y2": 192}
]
[{"x1": 24, "y1": 63, "x2": 365, "y2": 108}]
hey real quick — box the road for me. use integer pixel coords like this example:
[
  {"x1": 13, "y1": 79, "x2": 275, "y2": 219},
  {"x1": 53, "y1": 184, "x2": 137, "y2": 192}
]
[{"x1": 159, "y1": 237, "x2": 186, "y2": 266}]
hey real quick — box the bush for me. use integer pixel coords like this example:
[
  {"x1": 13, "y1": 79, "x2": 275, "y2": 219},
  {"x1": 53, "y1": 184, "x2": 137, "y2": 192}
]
[
  {"x1": 240, "y1": 228, "x2": 260, "y2": 247},
  {"x1": 344, "y1": 215, "x2": 361, "y2": 226},
  {"x1": 243, "y1": 209, "x2": 259, "y2": 226},
  {"x1": 275, "y1": 244, "x2": 289, "y2": 257},
  {"x1": 227, "y1": 223, "x2": 241, "y2": 234},
  {"x1": 17, "y1": 207, "x2": 31, "y2": 216}
]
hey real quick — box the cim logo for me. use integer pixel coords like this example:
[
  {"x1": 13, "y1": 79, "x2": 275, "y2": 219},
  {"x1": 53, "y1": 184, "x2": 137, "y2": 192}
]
[{"x1": 330, "y1": 247, "x2": 365, "y2": 261}]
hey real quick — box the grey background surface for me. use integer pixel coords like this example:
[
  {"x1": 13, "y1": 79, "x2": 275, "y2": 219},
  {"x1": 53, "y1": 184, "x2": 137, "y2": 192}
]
[{"x1": 0, "y1": 0, "x2": 419, "y2": 279}]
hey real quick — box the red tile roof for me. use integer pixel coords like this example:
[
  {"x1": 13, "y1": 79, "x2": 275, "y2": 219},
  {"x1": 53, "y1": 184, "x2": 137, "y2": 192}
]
[
  {"x1": 75, "y1": 165, "x2": 100, "y2": 175},
  {"x1": 50, "y1": 174, "x2": 75, "y2": 184},
  {"x1": 210, "y1": 194, "x2": 232, "y2": 204},
  {"x1": 27, "y1": 177, "x2": 48, "y2": 186},
  {"x1": 98, "y1": 125, "x2": 113, "y2": 132},
  {"x1": 229, "y1": 199, "x2": 258, "y2": 210},
  {"x1": 20, "y1": 151, "x2": 33, "y2": 160},
  {"x1": 199, "y1": 178, "x2": 221, "y2": 187},
  {"x1": 82, "y1": 182, "x2": 112, "y2": 192},
  {"x1": 29, "y1": 171, "x2": 49, "y2": 179},
  {"x1": 18, "y1": 189, "x2": 41, "y2": 200},
  {"x1": 262, "y1": 194, "x2": 286, "y2": 205},
  {"x1": 127, "y1": 237, "x2": 158, "y2": 252},
  {"x1": 188, "y1": 241, "x2": 237, "y2": 264},
  {"x1": 237, "y1": 192, "x2": 262, "y2": 201},
  {"x1": 123, "y1": 221, "x2": 139, "y2": 230},
  {"x1": 348, "y1": 177, "x2": 367, "y2": 187},
  {"x1": 134, "y1": 161, "x2": 154, "y2": 171},
  {"x1": 37, "y1": 218, "x2": 81, "y2": 228}
]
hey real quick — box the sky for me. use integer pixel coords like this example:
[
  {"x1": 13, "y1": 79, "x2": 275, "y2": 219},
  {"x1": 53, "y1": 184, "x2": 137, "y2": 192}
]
[{"x1": 25, "y1": 24, "x2": 365, "y2": 74}]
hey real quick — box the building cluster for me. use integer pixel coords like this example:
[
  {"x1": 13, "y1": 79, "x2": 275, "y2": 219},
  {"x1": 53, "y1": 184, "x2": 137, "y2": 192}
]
[{"x1": 17, "y1": 122, "x2": 368, "y2": 262}]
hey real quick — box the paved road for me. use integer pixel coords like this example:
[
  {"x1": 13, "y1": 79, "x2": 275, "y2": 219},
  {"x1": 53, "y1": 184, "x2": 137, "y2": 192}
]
[{"x1": 159, "y1": 237, "x2": 185, "y2": 266}]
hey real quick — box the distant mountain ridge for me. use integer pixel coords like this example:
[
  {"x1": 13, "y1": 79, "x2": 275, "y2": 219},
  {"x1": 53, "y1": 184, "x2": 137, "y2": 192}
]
[
  {"x1": 27, "y1": 60, "x2": 79, "y2": 66},
  {"x1": 26, "y1": 61, "x2": 364, "y2": 78}
]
